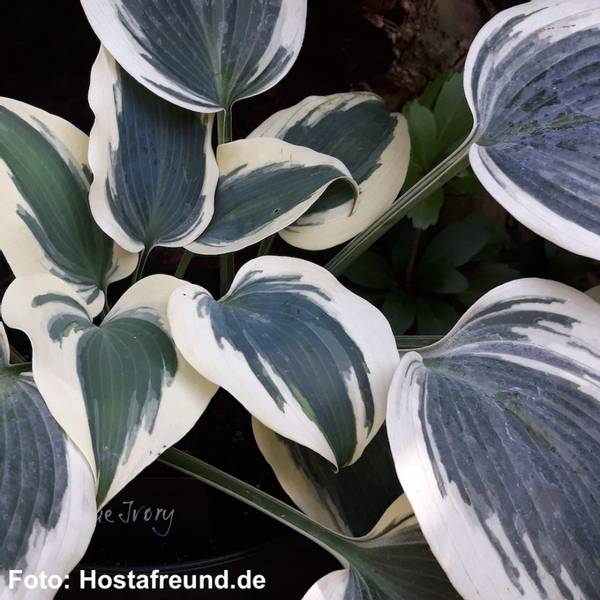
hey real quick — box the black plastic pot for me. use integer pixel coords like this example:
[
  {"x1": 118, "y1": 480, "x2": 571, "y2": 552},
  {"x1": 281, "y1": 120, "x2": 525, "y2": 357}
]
[
  {"x1": 56, "y1": 393, "x2": 338, "y2": 599},
  {"x1": 57, "y1": 477, "x2": 337, "y2": 599}
]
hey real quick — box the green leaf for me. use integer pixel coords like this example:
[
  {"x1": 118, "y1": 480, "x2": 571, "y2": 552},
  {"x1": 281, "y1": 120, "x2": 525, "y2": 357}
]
[
  {"x1": 445, "y1": 167, "x2": 484, "y2": 195},
  {"x1": 432, "y1": 72, "x2": 473, "y2": 158},
  {"x1": 250, "y1": 93, "x2": 411, "y2": 249},
  {"x1": 458, "y1": 263, "x2": 519, "y2": 306},
  {"x1": 407, "y1": 187, "x2": 445, "y2": 230},
  {"x1": 466, "y1": 0, "x2": 600, "y2": 260},
  {"x1": 388, "y1": 278, "x2": 600, "y2": 600},
  {"x1": 418, "y1": 267, "x2": 469, "y2": 296},
  {"x1": 418, "y1": 73, "x2": 452, "y2": 110},
  {"x1": 415, "y1": 218, "x2": 492, "y2": 295},
  {"x1": 389, "y1": 221, "x2": 417, "y2": 274},
  {"x1": 88, "y1": 48, "x2": 218, "y2": 253},
  {"x1": 0, "y1": 324, "x2": 96, "y2": 595},
  {"x1": 415, "y1": 296, "x2": 459, "y2": 335},
  {"x1": 344, "y1": 251, "x2": 395, "y2": 290},
  {"x1": 382, "y1": 291, "x2": 417, "y2": 334},
  {"x1": 419, "y1": 218, "x2": 492, "y2": 269},
  {"x1": 2, "y1": 275, "x2": 217, "y2": 507},
  {"x1": 81, "y1": 0, "x2": 307, "y2": 112},
  {"x1": 403, "y1": 101, "x2": 437, "y2": 170},
  {"x1": 189, "y1": 138, "x2": 357, "y2": 255},
  {"x1": 0, "y1": 98, "x2": 136, "y2": 316},
  {"x1": 168, "y1": 256, "x2": 398, "y2": 468}
]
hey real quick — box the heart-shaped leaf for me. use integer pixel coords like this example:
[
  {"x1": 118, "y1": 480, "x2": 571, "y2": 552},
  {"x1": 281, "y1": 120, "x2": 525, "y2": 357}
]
[
  {"x1": 168, "y1": 256, "x2": 398, "y2": 468},
  {"x1": 0, "y1": 98, "x2": 136, "y2": 316},
  {"x1": 465, "y1": 0, "x2": 600, "y2": 260},
  {"x1": 188, "y1": 138, "x2": 357, "y2": 254},
  {"x1": 253, "y1": 420, "x2": 401, "y2": 537},
  {"x1": 81, "y1": 0, "x2": 307, "y2": 113},
  {"x1": 250, "y1": 93, "x2": 410, "y2": 249},
  {"x1": 0, "y1": 324, "x2": 96, "y2": 599},
  {"x1": 88, "y1": 48, "x2": 218, "y2": 253},
  {"x1": 388, "y1": 278, "x2": 600, "y2": 600},
  {"x1": 2, "y1": 275, "x2": 217, "y2": 507}
]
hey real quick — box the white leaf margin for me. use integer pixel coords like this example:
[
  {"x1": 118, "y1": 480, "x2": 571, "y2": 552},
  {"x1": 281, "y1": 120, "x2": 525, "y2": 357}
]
[{"x1": 1, "y1": 273, "x2": 218, "y2": 507}]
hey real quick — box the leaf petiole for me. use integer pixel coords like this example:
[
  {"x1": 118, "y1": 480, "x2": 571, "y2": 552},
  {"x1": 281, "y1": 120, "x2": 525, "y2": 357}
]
[
  {"x1": 160, "y1": 447, "x2": 350, "y2": 562},
  {"x1": 326, "y1": 134, "x2": 475, "y2": 276},
  {"x1": 217, "y1": 107, "x2": 235, "y2": 295}
]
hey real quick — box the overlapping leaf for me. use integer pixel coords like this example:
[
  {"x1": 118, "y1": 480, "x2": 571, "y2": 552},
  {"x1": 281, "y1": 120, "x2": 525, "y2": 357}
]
[
  {"x1": 388, "y1": 278, "x2": 600, "y2": 599},
  {"x1": 2, "y1": 275, "x2": 217, "y2": 507},
  {"x1": 88, "y1": 47, "x2": 218, "y2": 253},
  {"x1": 0, "y1": 98, "x2": 136, "y2": 316},
  {"x1": 81, "y1": 0, "x2": 307, "y2": 113},
  {"x1": 0, "y1": 324, "x2": 96, "y2": 599},
  {"x1": 302, "y1": 496, "x2": 460, "y2": 600},
  {"x1": 250, "y1": 93, "x2": 410, "y2": 249},
  {"x1": 189, "y1": 138, "x2": 357, "y2": 254},
  {"x1": 169, "y1": 256, "x2": 398, "y2": 468},
  {"x1": 255, "y1": 419, "x2": 458, "y2": 600},
  {"x1": 465, "y1": 0, "x2": 600, "y2": 259},
  {"x1": 253, "y1": 420, "x2": 401, "y2": 536}
]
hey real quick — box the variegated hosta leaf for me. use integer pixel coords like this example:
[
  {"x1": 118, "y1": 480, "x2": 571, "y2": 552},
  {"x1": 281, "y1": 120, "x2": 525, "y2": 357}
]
[
  {"x1": 0, "y1": 324, "x2": 96, "y2": 599},
  {"x1": 169, "y1": 256, "x2": 398, "y2": 467},
  {"x1": 88, "y1": 47, "x2": 218, "y2": 253},
  {"x1": 303, "y1": 496, "x2": 460, "y2": 600},
  {"x1": 0, "y1": 323, "x2": 8, "y2": 368},
  {"x1": 465, "y1": 0, "x2": 600, "y2": 260},
  {"x1": 188, "y1": 138, "x2": 357, "y2": 255},
  {"x1": 249, "y1": 93, "x2": 410, "y2": 250},
  {"x1": 253, "y1": 419, "x2": 400, "y2": 537},
  {"x1": 254, "y1": 417, "x2": 457, "y2": 598},
  {"x1": 81, "y1": 0, "x2": 307, "y2": 113},
  {"x1": 0, "y1": 98, "x2": 136, "y2": 316},
  {"x1": 387, "y1": 278, "x2": 600, "y2": 600},
  {"x1": 2, "y1": 275, "x2": 217, "y2": 507}
]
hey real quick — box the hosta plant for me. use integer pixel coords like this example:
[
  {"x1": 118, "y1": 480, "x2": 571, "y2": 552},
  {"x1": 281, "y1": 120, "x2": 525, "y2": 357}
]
[{"x1": 1, "y1": 1, "x2": 599, "y2": 599}]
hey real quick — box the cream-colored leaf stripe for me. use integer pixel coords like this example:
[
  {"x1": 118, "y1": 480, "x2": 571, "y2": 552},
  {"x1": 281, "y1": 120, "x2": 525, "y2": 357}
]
[
  {"x1": 465, "y1": 0, "x2": 600, "y2": 260},
  {"x1": 88, "y1": 47, "x2": 218, "y2": 253},
  {"x1": 0, "y1": 354, "x2": 96, "y2": 599},
  {"x1": 388, "y1": 278, "x2": 600, "y2": 600},
  {"x1": 2, "y1": 274, "x2": 217, "y2": 507},
  {"x1": 250, "y1": 93, "x2": 410, "y2": 250},
  {"x1": 169, "y1": 256, "x2": 398, "y2": 468},
  {"x1": 81, "y1": 0, "x2": 307, "y2": 113},
  {"x1": 189, "y1": 138, "x2": 357, "y2": 254},
  {"x1": 0, "y1": 97, "x2": 136, "y2": 316}
]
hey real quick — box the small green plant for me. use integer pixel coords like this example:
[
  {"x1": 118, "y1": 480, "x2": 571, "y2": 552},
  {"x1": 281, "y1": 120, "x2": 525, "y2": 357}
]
[{"x1": 0, "y1": 1, "x2": 599, "y2": 599}]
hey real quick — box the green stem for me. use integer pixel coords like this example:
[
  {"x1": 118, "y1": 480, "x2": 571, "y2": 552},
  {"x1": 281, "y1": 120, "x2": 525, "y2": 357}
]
[
  {"x1": 217, "y1": 109, "x2": 233, "y2": 145},
  {"x1": 132, "y1": 248, "x2": 151, "y2": 283},
  {"x1": 99, "y1": 285, "x2": 111, "y2": 321},
  {"x1": 217, "y1": 108, "x2": 235, "y2": 295},
  {"x1": 403, "y1": 229, "x2": 423, "y2": 291},
  {"x1": 395, "y1": 335, "x2": 441, "y2": 349},
  {"x1": 257, "y1": 234, "x2": 275, "y2": 256},
  {"x1": 160, "y1": 448, "x2": 348, "y2": 560},
  {"x1": 175, "y1": 250, "x2": 194, "y2": 279},
  {"x1": 219, "y1": 254, "x2": 235, "y2": 297},
  {"x1": 326, "y1": 136, "x2": 474, "y2": 276}
]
